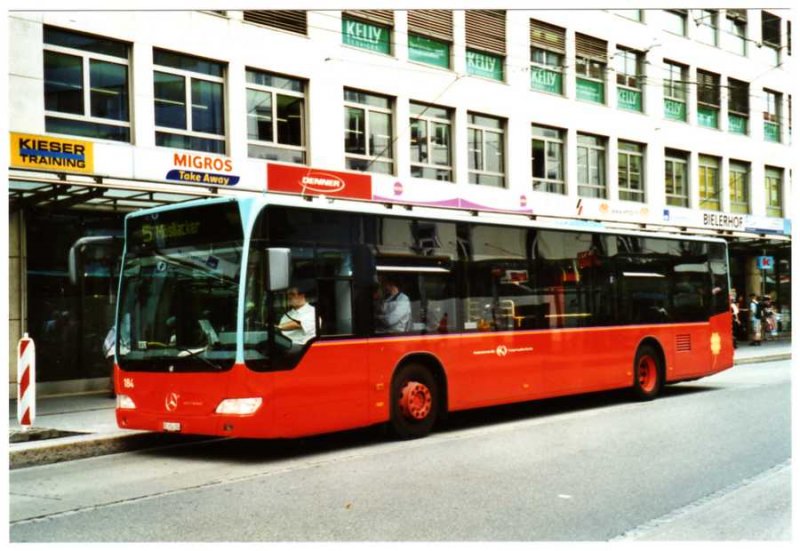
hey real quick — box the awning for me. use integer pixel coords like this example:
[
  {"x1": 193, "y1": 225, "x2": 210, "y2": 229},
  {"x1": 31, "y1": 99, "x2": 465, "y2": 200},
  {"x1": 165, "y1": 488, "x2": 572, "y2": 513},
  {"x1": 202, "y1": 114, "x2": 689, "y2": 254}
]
[{"x1": 8, "y1": 168, "x2": 224, "y2": 213}]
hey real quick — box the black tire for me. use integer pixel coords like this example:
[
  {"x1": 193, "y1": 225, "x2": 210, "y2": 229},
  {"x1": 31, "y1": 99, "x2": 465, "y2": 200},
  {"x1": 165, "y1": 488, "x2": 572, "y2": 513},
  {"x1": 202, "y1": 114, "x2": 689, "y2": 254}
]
[
  {"x1": 632, "y1": 344, "x2": 664, "y2": 401},
  {"x1": 390, "y1": 363, "x2": 439, "y2": 439}
]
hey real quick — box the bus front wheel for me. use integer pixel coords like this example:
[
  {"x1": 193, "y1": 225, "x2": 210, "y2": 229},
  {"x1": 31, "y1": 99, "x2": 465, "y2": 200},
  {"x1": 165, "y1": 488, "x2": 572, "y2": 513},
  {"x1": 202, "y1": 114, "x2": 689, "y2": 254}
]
[
  {"x1": 632, "y1": 344, "x2": 664, "y2": 401},
  {"x1": 390, "y1": 363, "x2": 438, "y2": 439}
]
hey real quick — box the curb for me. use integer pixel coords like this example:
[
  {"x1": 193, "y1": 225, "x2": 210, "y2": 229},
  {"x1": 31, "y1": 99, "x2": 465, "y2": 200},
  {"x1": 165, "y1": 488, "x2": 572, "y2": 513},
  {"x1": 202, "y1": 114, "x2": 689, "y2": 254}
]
[
  {"x1": 733, "y1": 353, "x2": 792, "y2": 366},
  {"x1": 9, "y1": 432, "x2": 179, "y2": 470}
]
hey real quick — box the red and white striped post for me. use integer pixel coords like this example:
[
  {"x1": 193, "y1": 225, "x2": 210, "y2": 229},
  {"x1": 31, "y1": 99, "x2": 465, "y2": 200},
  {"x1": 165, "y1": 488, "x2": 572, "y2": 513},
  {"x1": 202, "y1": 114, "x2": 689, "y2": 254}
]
[{"x1": 17, "y1": 333, "x2": 36, "y2": 430}]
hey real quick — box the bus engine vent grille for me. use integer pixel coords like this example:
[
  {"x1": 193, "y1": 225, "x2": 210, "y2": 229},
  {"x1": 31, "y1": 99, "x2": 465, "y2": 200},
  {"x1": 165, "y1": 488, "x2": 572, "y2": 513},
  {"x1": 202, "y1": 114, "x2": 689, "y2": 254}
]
[{"x1": 675, "y1": 334, "x2": 692, "y2": 352}]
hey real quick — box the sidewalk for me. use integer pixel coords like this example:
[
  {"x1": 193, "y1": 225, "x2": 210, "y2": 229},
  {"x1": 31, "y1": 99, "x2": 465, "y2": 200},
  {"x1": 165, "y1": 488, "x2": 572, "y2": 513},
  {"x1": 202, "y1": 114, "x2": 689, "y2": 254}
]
[{"x1": 8, "y1": 340, "x2": 792, "y2": 469}]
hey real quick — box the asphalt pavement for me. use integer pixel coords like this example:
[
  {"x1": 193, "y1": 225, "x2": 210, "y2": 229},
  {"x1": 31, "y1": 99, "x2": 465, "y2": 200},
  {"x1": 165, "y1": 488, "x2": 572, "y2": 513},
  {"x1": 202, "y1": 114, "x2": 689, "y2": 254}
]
[{"x1": 8, "y1": 339, "x2": 793, "y2": 469}]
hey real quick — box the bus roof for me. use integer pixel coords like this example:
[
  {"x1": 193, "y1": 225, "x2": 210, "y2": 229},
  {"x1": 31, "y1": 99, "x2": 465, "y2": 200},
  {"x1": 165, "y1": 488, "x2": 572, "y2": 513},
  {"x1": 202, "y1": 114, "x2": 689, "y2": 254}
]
[{"x1": 125, "y1": 192, "x2": 728, "y2": 245}]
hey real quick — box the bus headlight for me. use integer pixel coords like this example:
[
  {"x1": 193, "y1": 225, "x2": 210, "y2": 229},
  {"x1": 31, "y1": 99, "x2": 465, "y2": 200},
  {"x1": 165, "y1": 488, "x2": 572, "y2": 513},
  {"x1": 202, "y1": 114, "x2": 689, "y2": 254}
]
[
  {"x1": 215, "y1": 397, "x2": 263, "y2": 415},
  {"x1": 117, "y1": 394, "x2": 136, "y2": 410}
]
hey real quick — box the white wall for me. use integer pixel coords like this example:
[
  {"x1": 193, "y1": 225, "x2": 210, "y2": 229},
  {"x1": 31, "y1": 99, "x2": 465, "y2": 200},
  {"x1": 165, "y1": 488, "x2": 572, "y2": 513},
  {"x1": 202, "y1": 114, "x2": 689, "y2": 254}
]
[{"x1": 8, "y1": 9, "x2": 795, "y2": 221}]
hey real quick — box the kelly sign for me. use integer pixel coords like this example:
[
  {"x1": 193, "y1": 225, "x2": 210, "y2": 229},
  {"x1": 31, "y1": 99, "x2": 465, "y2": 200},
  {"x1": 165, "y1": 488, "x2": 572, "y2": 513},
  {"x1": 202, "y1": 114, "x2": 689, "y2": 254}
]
[{"x1": 267, "y1": 163, "x2": 372, "y2": 201}]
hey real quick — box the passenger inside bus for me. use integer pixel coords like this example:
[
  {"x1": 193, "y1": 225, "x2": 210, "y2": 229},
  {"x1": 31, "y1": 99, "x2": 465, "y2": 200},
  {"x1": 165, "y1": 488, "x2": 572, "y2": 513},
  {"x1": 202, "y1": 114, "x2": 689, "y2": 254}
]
[{"x1": 376, "y1": 277, "x2": 412, "y2": 333}]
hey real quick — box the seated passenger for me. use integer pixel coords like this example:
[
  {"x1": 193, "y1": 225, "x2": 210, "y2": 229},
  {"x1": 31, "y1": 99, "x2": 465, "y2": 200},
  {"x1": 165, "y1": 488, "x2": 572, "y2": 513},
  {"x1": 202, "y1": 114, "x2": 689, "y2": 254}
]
[{"x1": 376, "y1": 277, "x2": 411, "y2": 333}]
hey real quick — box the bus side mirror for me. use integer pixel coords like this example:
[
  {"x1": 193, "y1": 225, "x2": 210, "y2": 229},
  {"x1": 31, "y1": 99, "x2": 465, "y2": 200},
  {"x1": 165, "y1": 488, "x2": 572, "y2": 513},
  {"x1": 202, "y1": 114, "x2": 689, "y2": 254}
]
[
  {"x1": 68, "y1": 235, "x2": 118, "y2": 286},
  {"x1": 268, "y1": 248, "x2": 291, "y2": 291}
]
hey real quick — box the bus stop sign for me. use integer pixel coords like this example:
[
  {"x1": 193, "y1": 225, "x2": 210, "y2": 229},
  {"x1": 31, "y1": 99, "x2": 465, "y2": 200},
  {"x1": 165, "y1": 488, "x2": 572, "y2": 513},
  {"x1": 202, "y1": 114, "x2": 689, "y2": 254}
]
[{"x1": 756, "y1": 256, "x2": 774, "y2": 270}]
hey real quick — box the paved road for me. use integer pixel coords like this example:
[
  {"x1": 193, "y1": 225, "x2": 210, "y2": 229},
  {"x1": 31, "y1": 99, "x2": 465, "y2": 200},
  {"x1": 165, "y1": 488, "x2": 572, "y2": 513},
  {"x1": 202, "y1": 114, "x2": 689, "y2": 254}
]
[{"x1": 10, "y1": 359, "x2": 791, "y2": 542}]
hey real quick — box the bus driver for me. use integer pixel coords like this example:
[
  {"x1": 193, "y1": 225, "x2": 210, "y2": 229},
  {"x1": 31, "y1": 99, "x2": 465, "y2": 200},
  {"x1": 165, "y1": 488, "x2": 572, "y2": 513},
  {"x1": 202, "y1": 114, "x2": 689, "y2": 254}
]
[{"x1": 276, "y1": 284, "x2": 317, "y2": 345}]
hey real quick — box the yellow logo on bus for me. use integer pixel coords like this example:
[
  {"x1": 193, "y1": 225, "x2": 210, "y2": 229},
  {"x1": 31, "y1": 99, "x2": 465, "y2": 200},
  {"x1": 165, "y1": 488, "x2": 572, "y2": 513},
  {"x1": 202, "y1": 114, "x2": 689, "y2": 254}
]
[{"x1": 710, "y1": 332, "x2": 721, "y2": 356}]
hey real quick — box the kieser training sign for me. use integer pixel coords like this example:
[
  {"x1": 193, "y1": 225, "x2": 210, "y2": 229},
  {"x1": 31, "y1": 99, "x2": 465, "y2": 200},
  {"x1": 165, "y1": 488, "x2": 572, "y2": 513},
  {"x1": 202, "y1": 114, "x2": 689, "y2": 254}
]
[
  {"x1": 10, "y1": 132, "x2": 94, "y2": 174},
  {"x1": 267, "y1": 163, "x2": 372, "y2": 200}
]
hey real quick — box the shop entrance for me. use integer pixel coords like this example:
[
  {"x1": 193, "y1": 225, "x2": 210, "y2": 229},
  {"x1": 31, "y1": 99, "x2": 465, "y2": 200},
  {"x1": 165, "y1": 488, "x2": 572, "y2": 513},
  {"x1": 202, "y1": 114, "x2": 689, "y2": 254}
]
[{"x1": 26, "y1": 210, "x2": 124, "y2": 384}]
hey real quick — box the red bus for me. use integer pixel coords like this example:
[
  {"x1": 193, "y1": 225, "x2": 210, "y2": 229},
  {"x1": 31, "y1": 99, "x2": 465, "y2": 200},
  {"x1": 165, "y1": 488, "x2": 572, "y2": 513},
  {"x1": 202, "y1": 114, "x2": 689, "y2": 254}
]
[{"x1": 113, "y1": 194, "x2": 734, "y2": 439}]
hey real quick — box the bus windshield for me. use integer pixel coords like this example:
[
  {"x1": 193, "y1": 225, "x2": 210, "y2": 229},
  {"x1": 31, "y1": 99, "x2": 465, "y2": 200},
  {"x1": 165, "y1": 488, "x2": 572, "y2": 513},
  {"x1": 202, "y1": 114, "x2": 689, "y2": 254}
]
[{"x1": 117, "y1": 201, "x2": 243, "y2": 372}]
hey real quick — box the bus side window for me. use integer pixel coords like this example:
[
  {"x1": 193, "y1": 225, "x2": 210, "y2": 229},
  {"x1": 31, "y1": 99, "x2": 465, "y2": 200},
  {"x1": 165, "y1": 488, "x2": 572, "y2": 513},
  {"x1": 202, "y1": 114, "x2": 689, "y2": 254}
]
[
  {"x1": 316, "y1": 248, "x2": 354, "y2": 337},
  {"x1": 317, "y1": 279, "x2": 353, "y2": 336}
]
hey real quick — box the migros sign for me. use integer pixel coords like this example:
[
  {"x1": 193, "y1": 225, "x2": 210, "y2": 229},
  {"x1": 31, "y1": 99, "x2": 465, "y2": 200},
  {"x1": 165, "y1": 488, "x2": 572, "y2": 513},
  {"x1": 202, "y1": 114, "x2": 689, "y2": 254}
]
[{"x1": 167, "y1": 152, "x2": 239, "y2": 186}]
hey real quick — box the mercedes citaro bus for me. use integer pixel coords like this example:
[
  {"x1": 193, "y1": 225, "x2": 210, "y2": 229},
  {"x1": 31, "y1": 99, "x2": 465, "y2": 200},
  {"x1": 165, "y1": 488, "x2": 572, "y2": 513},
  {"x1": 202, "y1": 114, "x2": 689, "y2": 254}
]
[{"x1": 113, "y1": 194, "x2": 733, "y2": 439}]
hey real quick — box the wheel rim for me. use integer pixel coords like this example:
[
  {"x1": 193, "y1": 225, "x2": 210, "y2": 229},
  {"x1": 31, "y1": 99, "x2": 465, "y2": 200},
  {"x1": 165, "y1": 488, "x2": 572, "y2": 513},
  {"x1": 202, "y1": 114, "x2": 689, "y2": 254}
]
[
  {"x1": 399, "y1": 381, "x2": 432, "y2": 421},
  {"x1": 638, "y1": 356, "x2": 657, "y2": 393}
]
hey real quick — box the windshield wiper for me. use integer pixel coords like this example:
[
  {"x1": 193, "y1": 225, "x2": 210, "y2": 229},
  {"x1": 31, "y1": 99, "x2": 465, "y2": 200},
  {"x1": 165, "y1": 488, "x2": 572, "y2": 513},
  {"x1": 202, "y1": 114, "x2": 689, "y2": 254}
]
[{"x1": 176, "y1": 347, "x2": 223, "y2": 370}]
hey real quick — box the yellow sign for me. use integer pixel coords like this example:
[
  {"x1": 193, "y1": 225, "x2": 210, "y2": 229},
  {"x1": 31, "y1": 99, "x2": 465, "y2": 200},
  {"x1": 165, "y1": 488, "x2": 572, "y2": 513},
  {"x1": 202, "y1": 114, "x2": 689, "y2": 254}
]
[{"x1": 10, "y1": 132, "x2": 94, "y2": 173}]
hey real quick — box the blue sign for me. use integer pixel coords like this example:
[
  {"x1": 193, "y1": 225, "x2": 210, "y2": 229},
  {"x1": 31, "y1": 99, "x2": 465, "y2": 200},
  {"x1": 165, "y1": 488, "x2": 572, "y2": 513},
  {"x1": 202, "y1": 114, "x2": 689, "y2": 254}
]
[
  {"x1": 166, "y1": 169, "x2": 240, "y2": 186},
  {"x1": 756, "y1": 256, "x2": 774, "y2": 270}
]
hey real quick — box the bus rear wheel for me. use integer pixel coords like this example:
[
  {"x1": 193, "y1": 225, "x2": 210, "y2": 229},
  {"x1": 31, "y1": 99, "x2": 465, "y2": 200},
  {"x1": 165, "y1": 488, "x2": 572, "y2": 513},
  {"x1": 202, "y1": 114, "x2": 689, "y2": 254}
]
[
  {"x1": 632, "y1": 344, "x2": 663, "y2": 401},
  {"x1": 390, "y1": 363, "x2": 438, "y2": 439}
]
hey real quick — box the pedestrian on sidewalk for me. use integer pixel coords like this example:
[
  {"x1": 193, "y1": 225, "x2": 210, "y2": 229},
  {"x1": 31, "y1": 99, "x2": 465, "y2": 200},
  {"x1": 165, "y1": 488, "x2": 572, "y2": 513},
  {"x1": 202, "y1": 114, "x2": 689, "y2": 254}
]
[
  {"x1": 730, "y1": 294, "x2": 740, "y2": 349},
  {"x1": 748, "y1": 294, "x2": 762, "y2": 346},
  {"x1": 102, "y1": 326, "x2": 116, "y2": 396},
  {"x1": 762, "y1": 295, "x2": 777, "y2": 340}
]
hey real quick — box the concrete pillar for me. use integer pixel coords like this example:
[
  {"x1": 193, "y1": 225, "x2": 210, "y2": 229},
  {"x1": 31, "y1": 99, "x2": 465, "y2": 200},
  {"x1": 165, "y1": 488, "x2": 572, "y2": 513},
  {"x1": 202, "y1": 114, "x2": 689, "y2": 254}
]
[{"x1": 8, "y1": 210, "x2": 27, "y2": 396}]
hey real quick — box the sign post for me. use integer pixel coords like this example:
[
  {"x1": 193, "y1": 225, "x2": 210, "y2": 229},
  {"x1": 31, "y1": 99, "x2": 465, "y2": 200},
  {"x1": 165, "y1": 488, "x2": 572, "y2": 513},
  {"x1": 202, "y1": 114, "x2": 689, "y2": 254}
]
[{"x1": 17, "y1": 333, "x2": 36, "y2": 430}]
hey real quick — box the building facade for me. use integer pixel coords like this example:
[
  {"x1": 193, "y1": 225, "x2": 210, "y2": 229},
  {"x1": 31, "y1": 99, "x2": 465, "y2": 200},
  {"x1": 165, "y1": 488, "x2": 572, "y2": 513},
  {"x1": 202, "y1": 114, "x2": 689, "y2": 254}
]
[{"x1": 7, "y1": 9, "x2": 793, "y2": 395}]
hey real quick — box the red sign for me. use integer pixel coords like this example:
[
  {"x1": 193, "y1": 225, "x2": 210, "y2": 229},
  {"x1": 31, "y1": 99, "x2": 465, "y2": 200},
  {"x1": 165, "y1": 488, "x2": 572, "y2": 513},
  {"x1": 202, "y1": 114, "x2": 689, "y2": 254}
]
[{"x1": 267, "y1": 163, "x2": 372, "y2": 200}]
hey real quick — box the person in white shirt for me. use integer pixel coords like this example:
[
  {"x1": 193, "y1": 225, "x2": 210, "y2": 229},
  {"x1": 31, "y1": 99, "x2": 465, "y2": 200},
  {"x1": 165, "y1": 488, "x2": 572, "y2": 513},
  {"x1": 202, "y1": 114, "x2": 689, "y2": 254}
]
[
  {"x1": 377, "y1": 278, "x2": 411, "y2": 333},
  {"x1": 277, "y1": 286, "x2": 317, "y2": 345}
]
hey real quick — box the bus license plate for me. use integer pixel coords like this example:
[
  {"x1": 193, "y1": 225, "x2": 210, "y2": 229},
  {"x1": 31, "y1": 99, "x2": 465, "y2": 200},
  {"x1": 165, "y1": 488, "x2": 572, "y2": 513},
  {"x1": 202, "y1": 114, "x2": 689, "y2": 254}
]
[{"x1": 163, "y1": 422, "x2": 181, "y2": 432}]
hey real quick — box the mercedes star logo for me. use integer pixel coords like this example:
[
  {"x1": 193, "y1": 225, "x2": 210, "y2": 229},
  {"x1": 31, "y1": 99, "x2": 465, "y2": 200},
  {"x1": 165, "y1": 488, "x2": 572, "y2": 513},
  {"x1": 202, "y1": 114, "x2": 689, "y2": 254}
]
[{"x1": 165, "y1": 392, "x2": 180, "y2": 412}]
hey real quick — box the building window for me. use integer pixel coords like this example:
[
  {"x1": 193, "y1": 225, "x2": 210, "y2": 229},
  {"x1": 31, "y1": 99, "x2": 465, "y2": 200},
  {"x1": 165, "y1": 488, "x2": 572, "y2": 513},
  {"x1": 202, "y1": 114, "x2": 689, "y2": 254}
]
[
  {"x1": 729, "y1": 161, "x2": 750, "y2": 214},
  {"x1": 43, "y1": 27, "x2": 130, "y2": 142},
  {"x1": 765, "y1": 166, "x2": 783, "y2": 217},
  {"x1": 761, "y1": 12, "x2": 782, "y2": 64},
  {"x1": 723, "y1": 10, "x2": 747, "y2": 55},
  {"x1": 615, "y1": 47, "x2": 643, "y2": 112},
  {"x1": 575, "y1": 34, "x2": 607, "y2": 104},
  {"x1": 698, "y1": 155, "x2": 721, "y2": 211},
  {"x1": 697, "y1": 70, "x2": 721, "y2": 129},
  {"x1": 153, "y1": 49, "x2": 225, "y2": 154},
  {"x1": 764, "y1": 89, "x2": 782, "y2": 142},
  {"x1": 618, "y1": 141, "x2": 645, "y2": 202},
  {"x1": 246, "y1": 69, "x2": 306, "y2": 164},
  {"x1": 530, "y1": 19, "x2": 565, "y2": 95},
  {"x1": 342, "y1": 11, "x2": 393, "y2": 55},
  {"x1": 344, "y1": 89, "x2": 394, "y2": 175},
  {"x1": 697, "y1": 9, "x2": 719, "y2": 47},
  {"x1": 468, "y1": 113, "x2": 505, "y2": 187},
  {"x1": 531, "y1": 125, "x2": 565, "y2": 194},
  {"x1": 410, "y1": 102, "x2": 453, "y2": 182},
  {"x1": 577, "y1": 133, "x2": 606, "y2": 198},
  {"x1": 728, "y1": 78, "x2": 750, "y2": 135},
  {"x1": 665, "y1": 149, "x2": 689, "y2": 207},
  {"x1": 663, "y1": 60, "x2": 687, "y2": 121},
  {"x1": 408, "y1": 10, "x2": 453, "y2": 69},
  {"x1": 465, "y1": 10, "x2": 506, "y2": 81},
  {"x1": 610, "y1": 10, "x2": 643, "y2": 22},
  {"x1": 663, "y1": 9, "x2": 688, "y2": 36}
]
